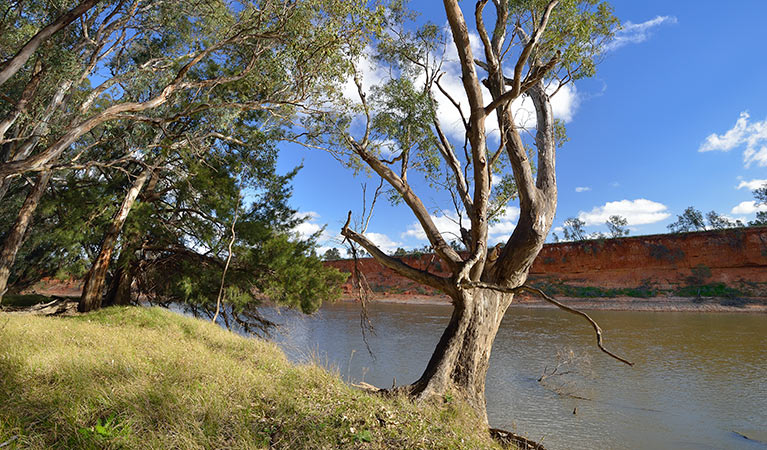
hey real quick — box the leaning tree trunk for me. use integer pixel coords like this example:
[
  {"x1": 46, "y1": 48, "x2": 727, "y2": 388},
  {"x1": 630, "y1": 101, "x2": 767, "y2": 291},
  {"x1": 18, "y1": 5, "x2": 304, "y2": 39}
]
[
  {"x1": 0, "y1": 171, "x2": 52, "y2": 302},
  {"x1": 79, "y1": 167, "x2": 151, "y2": 312},
  {"x1": 103, "y1": 262, "x2": 133, "y2": 306},
  {"x1": 409, "y1": 287, "x2": 510, "y2": 425}
]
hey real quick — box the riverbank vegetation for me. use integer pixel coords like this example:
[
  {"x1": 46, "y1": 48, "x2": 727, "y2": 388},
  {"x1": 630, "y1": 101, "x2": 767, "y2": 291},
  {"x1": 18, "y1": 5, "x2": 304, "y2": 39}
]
[
  {"x1": 0, "y1": 0, "x2": 364, "y2": 326},
  {"x1": 0, "y1": 307, "x2": 503, "y2": 449}
]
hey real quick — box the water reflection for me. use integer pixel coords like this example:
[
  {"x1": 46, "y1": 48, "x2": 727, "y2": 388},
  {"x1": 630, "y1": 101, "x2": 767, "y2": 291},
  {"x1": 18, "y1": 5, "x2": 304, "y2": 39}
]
[{"x1": 260, "y1": 302, "x2": 767, "y2": 450}]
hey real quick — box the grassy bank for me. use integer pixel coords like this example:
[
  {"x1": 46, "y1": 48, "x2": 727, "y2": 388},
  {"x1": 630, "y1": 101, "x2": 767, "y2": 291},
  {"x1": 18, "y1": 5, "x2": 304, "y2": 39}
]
[{"x1": 0, "y1": 307, "x2": 501, "y2": 449}]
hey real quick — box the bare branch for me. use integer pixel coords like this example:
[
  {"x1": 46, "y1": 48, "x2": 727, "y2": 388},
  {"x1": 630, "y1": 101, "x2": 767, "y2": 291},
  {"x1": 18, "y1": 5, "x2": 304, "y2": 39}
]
[
  {"x1": 346, "y1": 138, "x2": 462, "y2": 268},
  {"x1": 483, "y1": 0, "x2": 559, "y2": 116},
  {"x1": 341, "y1": 211, "x2": 454, "y2": 294},
  {"x1": 213, "y1": 201, "x2": 239, "y2": 324}
]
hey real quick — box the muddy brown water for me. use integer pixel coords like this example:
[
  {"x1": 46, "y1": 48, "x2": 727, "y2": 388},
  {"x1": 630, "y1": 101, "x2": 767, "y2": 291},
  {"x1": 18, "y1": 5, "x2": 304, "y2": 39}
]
[{"x1": 258, "y1": 302, "x2": 767, "y2": 450}]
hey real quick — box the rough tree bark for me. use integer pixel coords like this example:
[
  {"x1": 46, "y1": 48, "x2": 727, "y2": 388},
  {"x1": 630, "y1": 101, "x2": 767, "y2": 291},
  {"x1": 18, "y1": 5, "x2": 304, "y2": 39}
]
[
  {"x1": 79, "y1": 165, "x2": 152, "y2": 312},
  {"x1": 0, "y1": 171, "x2": 52, "y2": 302},
  {"x1": 408, "y1": 288, "x2": 507, "y2": 424}
]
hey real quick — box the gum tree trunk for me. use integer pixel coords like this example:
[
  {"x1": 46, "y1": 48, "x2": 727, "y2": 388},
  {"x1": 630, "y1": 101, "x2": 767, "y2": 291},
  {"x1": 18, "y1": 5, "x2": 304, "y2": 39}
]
[
  {"x1": 408, "y1": 288, "x2": 510, "y2": 425},
  {"x1": 79, "y1": 167, "x2": 151, "y2": 312},
  {"x1": 0, "y1": 171, "x2": 52, "y2": 301}
]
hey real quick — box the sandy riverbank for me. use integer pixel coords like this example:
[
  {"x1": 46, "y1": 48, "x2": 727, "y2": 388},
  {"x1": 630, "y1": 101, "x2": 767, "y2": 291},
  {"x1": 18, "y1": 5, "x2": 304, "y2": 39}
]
[{"x1": 337, "y1": 295, "x2": 767, "y2": 313}]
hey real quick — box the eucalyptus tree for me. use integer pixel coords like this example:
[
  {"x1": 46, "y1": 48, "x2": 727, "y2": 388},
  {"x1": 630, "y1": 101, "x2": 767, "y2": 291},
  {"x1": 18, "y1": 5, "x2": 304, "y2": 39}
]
[
  {"x1": 563, "y1": 217, "x2": 587, "y2": 241},
  {"x1": 0, "y1": 0, "x2": 375, "y2": 303},
  {"x1": 606, "y1": 214, "x2": 629, "y2": 238},
  {"x1": 667, "y1": 206, "x2": 706, "y2": 233},
  {"x1": 301, "y1": 0, "x2": 623, "y2": 425},
  {"x1": 0, "y1": 0, "x2": 100, "y2": 86},
  {"x1": 750, "y1": 183, "x2": 767, "y2": 226}
]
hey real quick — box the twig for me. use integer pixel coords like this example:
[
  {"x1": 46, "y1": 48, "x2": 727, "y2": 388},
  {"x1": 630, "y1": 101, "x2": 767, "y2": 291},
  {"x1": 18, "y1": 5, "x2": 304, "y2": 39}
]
[
  {"x1": 212, "y1": 201, "x2": 239, "y2": 325},
  {"x1": 0, "y1": 436, "x2": 18, "y2": 448}
]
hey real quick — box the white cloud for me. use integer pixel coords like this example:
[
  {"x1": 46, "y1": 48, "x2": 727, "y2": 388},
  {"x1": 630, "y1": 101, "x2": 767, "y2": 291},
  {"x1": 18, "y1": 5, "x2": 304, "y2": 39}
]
[
  {"x1": 489, "y1": 207, "x2": 520, "y2": 238},
  {"x1": 731, "y1": 201, "x2": 767, "y2": 215},
  {"x1": 578, "y1": 199, "x2": 670, "y2": 226},
  {"x1": 737, "y1": 179, "x2": 767, "y2": 191},
  {"x1": 550, "y1": 83, "x2": 579, "y2": 123},
  {"x1": 342, "y1": 47, "x2": 389, "y2": 104},
  {"x1": 699, "y1": 112, "x2": 767, "y2": 167},
  {"x1": 606, "y1": 16, "x2": 678, "y2": 51},
  {"x1": 364, "y1": 232, "x2": 401, "y2": 254},
  {"x1": 402, "y1": 207, "x2": 520, "y2": 244},
  {"x1": 292, "y1": 211, "x2": 342, "y2": 246},
  {"x1": 575, "y1": 186, "x2": 591, "y2": 193},
  {"x1": 403, "y1": 210, "x2": 464, "y2": 242}
]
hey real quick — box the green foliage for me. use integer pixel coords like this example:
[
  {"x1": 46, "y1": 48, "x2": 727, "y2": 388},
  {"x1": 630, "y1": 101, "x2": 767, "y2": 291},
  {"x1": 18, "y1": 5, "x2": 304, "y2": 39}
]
[
  {"x1": 674, "y1": 283, "x2": 745, "y2": 299},
  {"x1": 562, "y1": 217, "x2": 586, "y2": 241},
  {"x1": 323, "y1": 247, "x2": 343, "y2": 260},
  {"x1": 749, "y1": 183, "x2": 767, "y2": 226},
  {"x1": 606, "y1": 215, "x2": 629, "y2": 238},
  {"x1": 513, "y1": 0, "x2": 619, "y2": 81},
  {"x1": 532, "y1": 281, "x2": 658, "y2": 298},
  {"x1": 0, "y1": 0, "x2": 376, "y2": 322},
  {"x1": 668, "y1": 206, "x2": 706, "y2": 233},
  {"x1": 706, "y1": 211, "x2": 744, "y2": 229}
]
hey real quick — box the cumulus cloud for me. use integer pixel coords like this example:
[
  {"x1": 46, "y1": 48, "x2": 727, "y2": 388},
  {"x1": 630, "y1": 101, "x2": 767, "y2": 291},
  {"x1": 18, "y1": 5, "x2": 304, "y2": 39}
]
[
  {"x1": 577, "y1": 199, "x2": 670, "y2": 226},
  {"x1": 575, "y1": 186, "x2": 591, "y2": 193},
  {"x1": 402, "y1": 207, "x2": 520, "y2": 245},
  {"x1": 403, "y1": 210, "x2": 464, "y2": 242},
  {"x1": 737, "y1": 178, "x2": 767, "y2": 191},
  {"x1": 731, "y1": 201, "x2": 767, "y2": 215},
  {"x1": 292, "y1": 211, "x2": 343, "y2": 249},
  {"x1": 606, "y1": 16, "x2": 678, "y2": 51},
  {"x1": 699, "y1": 112, "x2": 767, "y2": 167},
  {"x1": 488, "y1": 207, "x2": 520, "y2": 240},
  {"x1": 365, "y1": 232, "x2": 402, "y2": 254}
]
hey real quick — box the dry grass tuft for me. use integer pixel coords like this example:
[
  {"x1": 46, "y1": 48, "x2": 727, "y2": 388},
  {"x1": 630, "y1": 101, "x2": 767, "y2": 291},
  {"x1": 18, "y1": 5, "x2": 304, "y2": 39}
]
[{"x1": 0, "y1": 306, "x2": 501, "y2": 449}]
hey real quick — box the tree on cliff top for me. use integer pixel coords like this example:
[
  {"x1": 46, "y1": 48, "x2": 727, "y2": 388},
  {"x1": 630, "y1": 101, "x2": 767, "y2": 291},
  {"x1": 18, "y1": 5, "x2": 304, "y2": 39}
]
[
  {"x1": 750, "y1": 183, "x2": 767, "y2": 226},
  {"x1": 299, "y1": 0, "x2": 630, "y2": 427},
  {"x1": 668, "y1": 206, "x2": 707, "y2": 233}
]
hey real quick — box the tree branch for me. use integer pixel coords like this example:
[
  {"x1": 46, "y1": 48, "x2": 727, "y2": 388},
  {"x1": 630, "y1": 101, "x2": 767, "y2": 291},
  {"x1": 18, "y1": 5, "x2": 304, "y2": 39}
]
[
  {"x1": 347, "y1": 138, "x2": 462, "y2": 268},
  {"x1": 0, "y1": 0, "x2": 100, "y2": 86},
  {"x1": 482, "y1": 0, "x2": 558, "y2": 116},
  {"x1": 341, "y1": 211, "x2": 454, "y2": 295}
]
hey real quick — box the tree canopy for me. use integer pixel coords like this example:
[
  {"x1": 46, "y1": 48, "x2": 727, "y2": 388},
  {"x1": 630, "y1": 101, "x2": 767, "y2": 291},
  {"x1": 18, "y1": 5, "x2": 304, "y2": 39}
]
[{"x1": 0, "y1": 0, "x2": 374, "y2": 325}]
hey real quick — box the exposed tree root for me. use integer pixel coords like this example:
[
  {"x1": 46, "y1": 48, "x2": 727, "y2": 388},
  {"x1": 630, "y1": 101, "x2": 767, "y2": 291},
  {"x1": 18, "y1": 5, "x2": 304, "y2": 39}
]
[
  {"x1": 2, "y1": 297, "x2": 78, "y2": 316},
  {"x1": 490, "y1": 428, "x2": 547, "y2": 450}
]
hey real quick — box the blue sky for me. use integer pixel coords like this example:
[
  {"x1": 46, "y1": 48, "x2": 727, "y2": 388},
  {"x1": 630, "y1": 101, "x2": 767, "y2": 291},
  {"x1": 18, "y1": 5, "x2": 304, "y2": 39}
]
[{"x1": 277, "y1": 0, "x2": 767, "y2": 255}]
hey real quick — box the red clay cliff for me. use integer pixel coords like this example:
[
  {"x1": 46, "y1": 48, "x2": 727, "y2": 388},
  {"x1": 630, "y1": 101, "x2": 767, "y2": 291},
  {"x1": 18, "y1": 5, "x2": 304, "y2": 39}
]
[{"x1": 325, "y1": 227, "x2": 767, "y2": 311}]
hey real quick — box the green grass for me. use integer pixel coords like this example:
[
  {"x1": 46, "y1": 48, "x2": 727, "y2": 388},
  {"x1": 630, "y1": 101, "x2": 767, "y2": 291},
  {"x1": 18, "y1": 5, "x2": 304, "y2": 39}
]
[
  {"x1": 531, "y1": 282, "x2": 658, "y2": 299},
  {"x1": 0, "y1": 307, "x2": 502, "y2": 449},
  {"x1": 673, "y1": 283, "x2": 745, "y2": 299}
]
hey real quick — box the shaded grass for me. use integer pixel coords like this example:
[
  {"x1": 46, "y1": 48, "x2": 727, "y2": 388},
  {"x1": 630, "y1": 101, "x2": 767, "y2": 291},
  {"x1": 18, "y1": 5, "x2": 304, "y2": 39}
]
[
  {"x1": 0, "y1": 307, "x2": 501, "y2": 449},
  {"x1": 1, "y1": 294, "x2": 51, "y2": 308}
]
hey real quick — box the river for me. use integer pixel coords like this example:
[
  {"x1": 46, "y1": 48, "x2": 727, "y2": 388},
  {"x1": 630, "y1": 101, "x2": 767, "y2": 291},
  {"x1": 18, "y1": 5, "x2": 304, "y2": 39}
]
[{"x1": 259, "y1": 301, "x2": 766, "y2": 450}]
